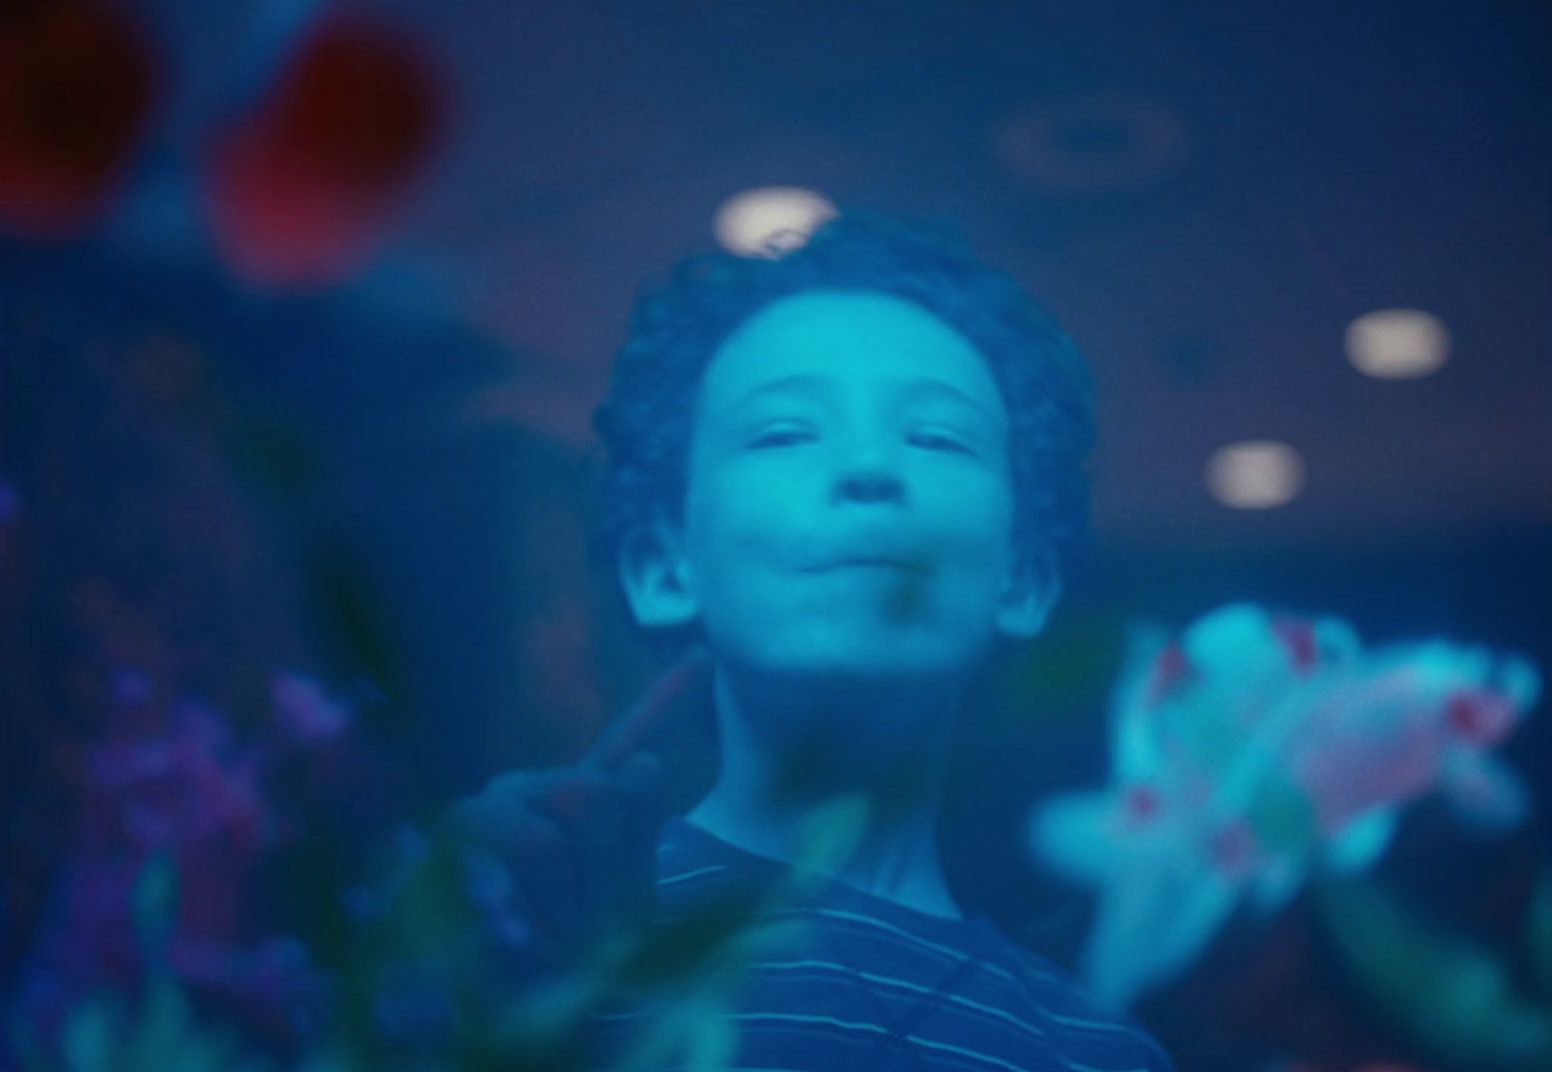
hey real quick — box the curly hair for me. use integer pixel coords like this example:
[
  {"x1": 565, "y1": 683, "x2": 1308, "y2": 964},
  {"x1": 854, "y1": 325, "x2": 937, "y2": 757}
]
[{"x1": 586, "y1": 209, "x2": 1096, "y2": 665}]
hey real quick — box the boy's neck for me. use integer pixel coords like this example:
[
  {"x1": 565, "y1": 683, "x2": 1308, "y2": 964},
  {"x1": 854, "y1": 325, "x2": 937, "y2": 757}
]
[
  {"x1": 683, "y1": 662, "x2": 967, "y2": 921},
  {"x1": 684, "y1": 787, "x2": 964, "y2": 920}
]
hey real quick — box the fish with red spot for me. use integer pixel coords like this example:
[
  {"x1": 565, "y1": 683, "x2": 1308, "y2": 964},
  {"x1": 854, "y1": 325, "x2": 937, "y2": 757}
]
[{"x1": 1029, "y1": 602, "x2": 1540, "y2": 1009}]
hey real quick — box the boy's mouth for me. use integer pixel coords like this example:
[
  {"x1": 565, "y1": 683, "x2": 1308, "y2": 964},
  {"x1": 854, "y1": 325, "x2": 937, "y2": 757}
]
[{"x1": 804, "y1": 555, "x2": 931, "y2": 575}]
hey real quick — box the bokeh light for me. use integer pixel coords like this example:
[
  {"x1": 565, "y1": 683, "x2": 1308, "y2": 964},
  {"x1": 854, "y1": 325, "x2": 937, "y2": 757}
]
[
  {"x1": 1206, "y1": 439, "x2": 1306, "y2": 509},
  {"x1": 1345, "y1": 308, "x2": 1450, "y2": 380},
  {"x1": 713, "y1": 186, "x2": 837, "y2": 258}
]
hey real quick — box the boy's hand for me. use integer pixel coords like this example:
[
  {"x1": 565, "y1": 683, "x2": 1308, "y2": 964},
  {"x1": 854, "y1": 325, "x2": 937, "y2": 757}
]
[
  {"x1": 436, "y1": 646, "x2": 713, "y2": 974},
  {"x1": 438, "y1": 748, "x2": 666, "y2": 972}
]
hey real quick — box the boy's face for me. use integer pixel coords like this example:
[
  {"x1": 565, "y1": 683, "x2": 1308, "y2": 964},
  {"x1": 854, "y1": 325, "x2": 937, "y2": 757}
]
[{"x1": 622, "y1": 289, "x2": 1055, "y2": 691}]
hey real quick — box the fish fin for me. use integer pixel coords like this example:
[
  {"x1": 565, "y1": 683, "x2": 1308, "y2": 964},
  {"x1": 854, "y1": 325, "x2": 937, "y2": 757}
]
[
  {"x1": 1029, "y1": 791, "x2": 1124, "y2": 883},
  {"x1": 1324, "y1": 808, "x2": 1398, "y2": 874},
  {"x1": 1440, "y1": 749, "x2": 1531, "y2": 833}
]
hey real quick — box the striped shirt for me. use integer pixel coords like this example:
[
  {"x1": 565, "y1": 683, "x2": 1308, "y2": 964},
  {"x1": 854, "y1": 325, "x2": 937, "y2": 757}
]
[{"x1": 585, "y1": 816, "x2": 1173, "y2": 1072}]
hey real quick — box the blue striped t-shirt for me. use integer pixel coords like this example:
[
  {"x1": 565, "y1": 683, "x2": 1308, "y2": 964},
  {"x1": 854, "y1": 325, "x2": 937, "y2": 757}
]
[{"x1": 586, "y1": 815, "x2": 1173, "y2": 1072}]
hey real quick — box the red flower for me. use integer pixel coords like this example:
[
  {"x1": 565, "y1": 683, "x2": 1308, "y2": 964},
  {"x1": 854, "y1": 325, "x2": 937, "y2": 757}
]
[
  {"x1": 0, "y1": 2, "x2": 156, "y2": 238},
  {"x1": 204, "y1": 14, "x2": 444, "y2": 286}
]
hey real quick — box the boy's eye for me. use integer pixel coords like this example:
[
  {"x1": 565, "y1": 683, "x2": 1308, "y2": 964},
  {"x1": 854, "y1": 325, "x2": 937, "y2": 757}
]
[
  {"x1": 910, "y1": 431, "x2": 973, "y2": 454},
  {"x1": 750, "y1": 428, "x2": 813, "y2": 448},
  {"x1": 749, "y1": 428, "x2": 974, "y2": 453}
]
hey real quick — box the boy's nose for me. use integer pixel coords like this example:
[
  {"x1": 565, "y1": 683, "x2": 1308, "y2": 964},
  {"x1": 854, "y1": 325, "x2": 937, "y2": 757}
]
[{"x1": 835, "y1": 467, "x2": 904, "y2": 504}]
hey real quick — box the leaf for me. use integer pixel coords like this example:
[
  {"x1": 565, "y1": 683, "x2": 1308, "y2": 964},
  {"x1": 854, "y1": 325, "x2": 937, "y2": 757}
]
[
  {"x1": 614, "y1": 993, "x2": 731, "y2": 1072},
  {"x1": 125, "y1": 978, "x2": 204, "y2": 1072},
  {"x1": 611, "y1": 891, "x2": 770, "y2": 992},
  {"x1": 682, "y1": 997, "x2": 737, "y2": 1072},
  {"x1": 1028, "y1": 790, "x2": 1117, "y2": 882},
  {"x1": 1316, "y1": 876, "x2": 1552, "y2": 1070},
  {"x1": 224, "y1": 411, "x2": 318, "y2": 496},
  {"x1": 495, "y1": 970, "x2": 599, "y2": 1046},
  {"x1": 120, "y1": 975, "x2": 273, "y2": 1072},
  {"x1": 1528, "y1": 867, "x2": 1552, "y2": 1004},
  {"x1": 294, "y1": 1044, "x2": 363, "y2": 1072},
  {"x1": 131, "y1": 854, "x2": 178, "y2": 962},
  {"x1": 792, "y1": 792, "x2": 870, "y2": 882},
  {"x1": 6, "y1": 1012, "x2": 49, "y2": 1072},
  {"x1": 303, "y1": 540, "x2": 407, "y2": 711},
  {"x1": 1322, "y1": 808, "x2": 1398, "y2": 875},
  {"x1": 1082, "y1": 859, "x2": 1238, "y2": 1009},
  {"x1": 60, "y1": 996, "x2": 122, "y2": 1072}
]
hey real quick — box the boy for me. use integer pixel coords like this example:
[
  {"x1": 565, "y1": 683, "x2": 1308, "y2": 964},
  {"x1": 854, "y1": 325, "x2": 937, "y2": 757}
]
[{"x1": 447, "y1": 212, "x2": 1174, "y2": 1071}]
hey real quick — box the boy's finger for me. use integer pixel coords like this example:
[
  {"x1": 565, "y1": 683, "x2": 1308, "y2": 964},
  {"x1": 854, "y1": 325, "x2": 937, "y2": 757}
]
[
  {"x1": 615, "y1": 750, "x2": 666, "y2": 915},
  {"x1": 529, "y1": 767, "x2": 626, "y2": 945},
  {"x1": 442, "y1": 768, "x2": 569, "y2": 851},
  {"x1": 586, "y1": 646, "x2": 713, "y2": 772},
  {"x1": 503, "y1": 808, "x2": 584, "y2": 951}
]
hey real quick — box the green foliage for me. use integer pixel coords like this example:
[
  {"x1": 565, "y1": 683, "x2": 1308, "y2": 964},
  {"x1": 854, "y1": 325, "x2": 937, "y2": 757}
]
[
  {"x1": 224, "y1": 411, "x2": 319, "y2": 497},
  {"x1": 611, "y1": 893, "x2": 769, "y2": 993},
  {"x1": 131, "y1": 854, "x2": 178, "y2": 963},
  {"x1": 1529, "y1": 867, "x2": 1552, "y2": 1005},
  {"x1": 465, "y1": 802, "x2": 853, "y2": 1072},
  {"x1": 997, "y1": 609, "x2": 1126, "y2": 722},
  {"x1": 303, "y1": 538, "x2": 408, "y2": 711},
  {"x1": 1316, "y1": 875, "x2": 1552, "y2": 1071},
  {"x1": 610, "y1": 993, "x2": 736, "y2": 1072},
  {"x1": 793, "y1": 792, "x2": 871, "y2": 882},
  {"x1": 15, "y1": 980, "x2": 274, "y2": 1072}
]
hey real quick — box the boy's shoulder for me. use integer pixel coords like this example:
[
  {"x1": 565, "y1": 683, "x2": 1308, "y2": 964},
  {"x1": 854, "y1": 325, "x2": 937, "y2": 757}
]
[
  {"x1": 987, "y1": 938, "x2": 1176, "y2": 1071},
  {"x1": 650, "y1": 815, "x2": 1175, "y2": 1070}
]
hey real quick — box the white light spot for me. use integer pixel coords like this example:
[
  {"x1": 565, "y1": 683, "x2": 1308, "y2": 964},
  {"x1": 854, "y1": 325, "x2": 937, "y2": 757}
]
[
  {"x1": 1206, "y1": 440, "x2": 1306, "y2": 510},
  {"x1": 713, "y1": 187, "x2": 837, "y2": 258},
  {"x1": 1345, "y1": 308, "x2": 1450, "y2": 379}
]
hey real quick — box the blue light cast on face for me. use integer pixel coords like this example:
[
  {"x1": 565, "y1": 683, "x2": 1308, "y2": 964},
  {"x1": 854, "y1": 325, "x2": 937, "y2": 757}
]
[{"x1": 620, "y1": 289, "x2": 1057, "y2": 721}]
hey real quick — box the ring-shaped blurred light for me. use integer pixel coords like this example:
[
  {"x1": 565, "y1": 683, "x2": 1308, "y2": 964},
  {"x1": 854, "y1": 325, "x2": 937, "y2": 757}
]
[{"x1": 713, "y1": 186, "x2": 837, "y2": 258}]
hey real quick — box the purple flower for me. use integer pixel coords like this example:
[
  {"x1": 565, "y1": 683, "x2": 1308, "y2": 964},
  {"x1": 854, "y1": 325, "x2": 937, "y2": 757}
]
[
  {"x1": 87, "y1": 701, "x2": 271, "y2": 856},
  {"x1": 168, "y1": 933, "x2": 330, "y2": 1043},
  {"x1": 13, "y1": 664, "x2": 382, "y2": 1062},
  {"x1": 109, "y1": 667, "x2": 154, "y2": 708},
  {"x1": 269, "y1": 672, "x2": 352, "y2": 746}
]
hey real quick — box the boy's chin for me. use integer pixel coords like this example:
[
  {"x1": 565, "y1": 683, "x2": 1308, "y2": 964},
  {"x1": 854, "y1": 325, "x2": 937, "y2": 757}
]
[{"x1": 731, "y1": 636, "x2": 985, "y2": 690}]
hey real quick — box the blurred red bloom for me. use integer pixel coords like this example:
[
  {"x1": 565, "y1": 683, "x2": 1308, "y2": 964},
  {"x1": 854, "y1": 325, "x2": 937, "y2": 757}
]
[
  {"x1": 0, "y1": 2, "x2": 156, "y2": 238},
  {"x1": 205, "y1": 13, "x2": 445, "y2": 287}
]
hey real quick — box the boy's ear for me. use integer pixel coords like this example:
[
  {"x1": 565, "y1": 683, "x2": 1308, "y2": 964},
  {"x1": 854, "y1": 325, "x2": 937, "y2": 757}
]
[
  {"x1": 995, "y1": 550, "x2": 1060, "y2": 641},
  {"x1": 618, "y1": 515, "x2": 700, "y2": 629}
]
